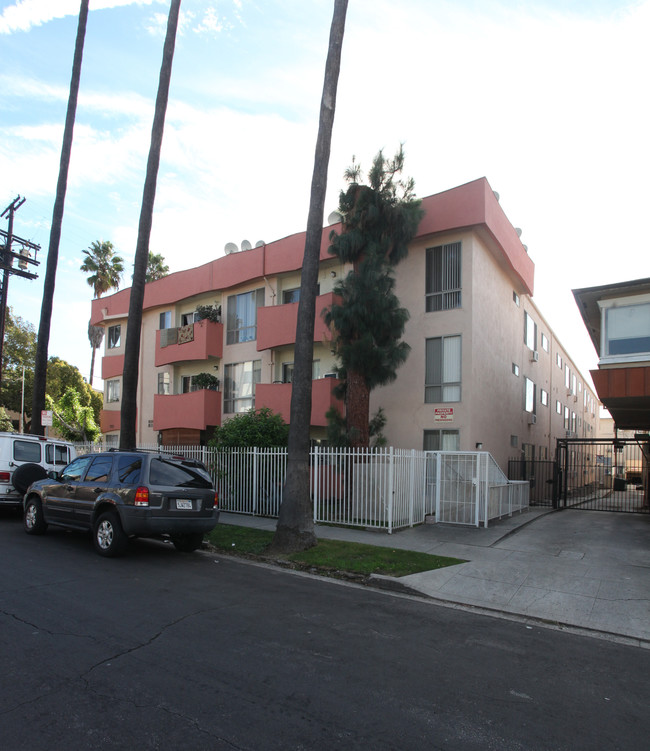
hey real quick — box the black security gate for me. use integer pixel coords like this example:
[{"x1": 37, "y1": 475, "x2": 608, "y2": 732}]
[{"x1": 554, "y1": 437, "x2": 649, "y2": 513}]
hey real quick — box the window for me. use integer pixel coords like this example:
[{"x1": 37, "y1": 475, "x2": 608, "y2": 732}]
[
  {"x1": 425, "y1": 335, "x2": 461, "y2": 403},
  {"x1": 159, "y1": 311, "x2": 171, "y2": 329},
  {"x1": 540, "y1": 389, "x2": 548, "y2": 407},
  {"x1": 182, "y1": 375, "x2": 198, "y2": 393},
  {"x1": 106, "y1": 379, "x2": 120, "y2": 403},
  {"x1": 107, "y1": 325, "x2": 121, "y2": 349},
  {"x1": 13, "y1": 440, "x2": 41, "y2": 463},
  {"x1": 556, "y1": 353, "x2": 562, "y2": 368},
  {"x1": 565, "y1": 364, "x2": 570, "y2": 389},
  {"x1": 564, "y1": 406, "x2": 570, "y2": 429},
  {"x1": 158, "y1": 372, "x2": 170, "y2": 395},
  {"x1": 282, "y1": 361, "x2": 320, "y2": 382},
  {"x1": 425, "y1": 242, "x2": 461, "y2": 312},
  {"x1": 117, "y1": 455, "x2": 141, "y2": 483},
  {"x1": 60, "y1": 455, "x2": 93, "y2": 483},
  {"x1": 510, "y1": 435, "x2": 519, "y2": 448},
  {"x1": 181, "y1": 311, "x2": 200, "y2": 326},
  {"x1": 603, "y1": 302, "x2": 650, "y2": 356},
  {"x1": 524, "y1": 377, "x2": 536, "y2": 413},
  {"x1": 524, "y1": 312, "x2": 537, "y2": 351},
  {"x1": 556, "y1": 400, "x2": 562, "y2": 414},
  {"x1": 224, "y1": 360, "x2": 262, "y2": 413},
  {"x1": 85, "y1": 456, "x2": 113, "y2": 483},
  {"x1": 512, "y1": 363, "x2": 520, "y2": 377},
  {"x1": 541, "y1": 333, "x2": 549, "y2": 352},
  {"x1": 226, "y1": 289, "x2": 265, "y2": 344},
  {"x1": 513, "y1": 291, "x2": 520, "y2": 307},
  {"x1": 283, "y1": 288, "x2": 300, "y2": 304},
  {"x1": 572, "y1": 374, "x2": 577, "y2": 395},
  {"x1": 423, "y1": 429, "x2": 460, "y2": 451},
  {"x1": 45, "y1": 444, "x2": 70, "y2": 465}
]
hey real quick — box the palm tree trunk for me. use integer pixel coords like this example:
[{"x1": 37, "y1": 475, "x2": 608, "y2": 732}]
[
  {"x1": 31, "y1": 0, "x2": 89, "y2": 435},
  {"x1": 271, "y1": 0, "x2": 348, "y2": 553},
  {"x1": 346, "y1": 369, "x2": 370, "y2": 447},
  {"x1": 119, "y1": 0, "x2": 181, "y2": 450}
]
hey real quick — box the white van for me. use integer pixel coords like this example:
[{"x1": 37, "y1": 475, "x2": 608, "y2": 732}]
[{"x1": 0, "y1": 432, "x2": 77, "y2": 507}]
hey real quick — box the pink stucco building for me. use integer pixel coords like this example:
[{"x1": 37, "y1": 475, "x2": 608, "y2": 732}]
[{"x1": 91, "y1": 177, "x2": 598, "y2": 471}]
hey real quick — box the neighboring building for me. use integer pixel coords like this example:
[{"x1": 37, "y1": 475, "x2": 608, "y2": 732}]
[
  {"x1": 573, "y1": 278, "x2": 650, "y2": 433},
  {"x1": 91, "y1": 177, "x2": 598, "y2": 470}
]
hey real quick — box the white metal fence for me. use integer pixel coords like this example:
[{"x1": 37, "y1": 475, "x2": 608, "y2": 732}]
[{"x1": 74, "y1": 444, "x2": 528, "y2": 532}]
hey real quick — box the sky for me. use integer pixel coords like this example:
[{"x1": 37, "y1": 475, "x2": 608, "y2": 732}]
[{"x1": 1, "y1": 0, "x2": 649, "y2": 393}]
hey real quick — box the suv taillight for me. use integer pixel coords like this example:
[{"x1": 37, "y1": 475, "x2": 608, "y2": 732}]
[
  {"x1": 134, "y1": 487, "x2": 149, "y2": 507},
  {"x1": 213, "y1": 491, "x2": 219, "y2": 509},
  {"x1": 0, "y1": 471, "x2": 10, "y2": 483}
]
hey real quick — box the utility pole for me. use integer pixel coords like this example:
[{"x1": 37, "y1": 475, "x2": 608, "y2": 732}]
[{"x1": 0, "y1": 196, "x2": 41, "y2": 389}]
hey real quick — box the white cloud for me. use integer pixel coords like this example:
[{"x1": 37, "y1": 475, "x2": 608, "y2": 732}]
[{"x1": 0, "y1": 0, "x2": 164, "y2": 34}]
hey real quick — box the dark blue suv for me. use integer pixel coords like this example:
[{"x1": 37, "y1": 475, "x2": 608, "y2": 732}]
[{"x1": 23, "y1": 451, "x2": 219, "y2": 557}]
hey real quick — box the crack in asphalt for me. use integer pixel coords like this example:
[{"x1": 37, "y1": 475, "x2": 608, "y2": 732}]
[{"x1": 0, "y1": 607, "x2": 100, "y2": 642}]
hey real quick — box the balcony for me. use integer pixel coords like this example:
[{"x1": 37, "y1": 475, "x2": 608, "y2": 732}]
[
  {"x1": 102, "y1": 354, "x2": 124, "y2": 380},
  {"x1": 257, "y1": 292, "x2": 336, "y2": 351},
  {"x1": 155, "y1": 320, "x2": 223, "y2": 367},
  {"x1": 255, "y1": 377, "x2": 343, "y2": 427},
  {"x1": 153, "y1": 389, "x2": 222, "y2": 432},
  {"x1": 100, "y1": 408, "x2": 121, "y2": 433}
]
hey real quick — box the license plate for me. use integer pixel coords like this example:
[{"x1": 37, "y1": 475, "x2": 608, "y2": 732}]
[{"x1": 176, "y1": 499, "x2": 193, "y2": 510}]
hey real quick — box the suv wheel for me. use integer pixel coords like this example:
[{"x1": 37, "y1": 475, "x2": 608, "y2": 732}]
[
  {"x1": 93, "y1": 511, "x2": 127, "y2": 557},
  {"x1": 171, "y1": 533, "x2": 204, "y2": 552},
  {"x1": 24, "y1": 497, "x2": 47, "y2": 535}
]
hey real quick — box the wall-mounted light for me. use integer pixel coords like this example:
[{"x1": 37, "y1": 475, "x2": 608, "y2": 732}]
[
  {"x1": 475, "y1": 442, "x2": 483, "y2": 450},
  {"x1": 330, "y1": 270, "x2": 337, "y2": 278}
]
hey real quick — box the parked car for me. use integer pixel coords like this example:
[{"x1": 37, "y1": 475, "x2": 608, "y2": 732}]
[
  {"x1": 0, "y1": 432, "x2": 76, "y2": 508},
  {"x1": 23, "y1": 450, "x2": 219, "y2": 557}
]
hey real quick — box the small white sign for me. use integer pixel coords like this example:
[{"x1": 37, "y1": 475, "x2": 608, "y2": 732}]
[
  {"x1": 41, "y1": 410, "x2": 53, "y2": 426},
  {"x1": 434, "y1": 407, "x2": 454, "y2": 423}
]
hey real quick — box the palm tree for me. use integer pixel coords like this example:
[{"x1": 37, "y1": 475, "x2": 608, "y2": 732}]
[
  {"x1": 270, "y1": 0, "x2": 348, "y2": 554},
  {"x1": 80, "y1": 239, "x2": 123, "y2": 388},
  {"x1": 31, "y1": 0, "x2": 89, "y2": 436},
  {"x1": 80, "y1": 240, "x2": 124, "y2": 297},
  {"x1": 145, "y1": 251, "x2": 169, "y2": 283},
  {"x1": 120, "y1": 0, "x2": 181, "y2": 450}
]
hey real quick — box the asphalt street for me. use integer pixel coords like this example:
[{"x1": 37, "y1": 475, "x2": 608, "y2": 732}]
[{"x1": 1, "y1": 511, "x2": 649, "y2": 750}]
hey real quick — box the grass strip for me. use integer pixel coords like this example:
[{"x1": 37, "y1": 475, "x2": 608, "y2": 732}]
[{"x1": 207, "y1": 524, "x2": 466, "y2": 578}]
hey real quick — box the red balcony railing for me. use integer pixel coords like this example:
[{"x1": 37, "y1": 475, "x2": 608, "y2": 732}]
[
  {"x1": 257, "y1": 292, "x2": 336, "y2": 351},
  {"x1": 155, "y1": 320, "x2": 223, "y2": 367},
  {"x1": 255, "y1": 377, "x2": 342, "y2": 427},
  {"x1": 153, "y1": 389, "x2": 221, "y2": 432}
]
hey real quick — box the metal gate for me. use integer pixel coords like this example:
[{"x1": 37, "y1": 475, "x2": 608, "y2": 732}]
[{"x1": 555, "y1": 437, "x2": 649, "y2": 513}]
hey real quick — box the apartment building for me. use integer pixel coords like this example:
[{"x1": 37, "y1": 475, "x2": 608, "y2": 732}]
[{"x1": 91, "y1": 177, "x2": 598, "y2": 471}]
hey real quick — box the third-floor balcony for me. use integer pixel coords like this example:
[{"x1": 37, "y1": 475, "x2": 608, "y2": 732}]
[
  {"x1": 257, "y1": 292, "x2": 336, "y2": 351},
  {"x1": 155, "y1": 319, "x2": 223, "y2": 367},
  {"x1": 255, "y1": 376, "x2": 343, "y2": 427}
]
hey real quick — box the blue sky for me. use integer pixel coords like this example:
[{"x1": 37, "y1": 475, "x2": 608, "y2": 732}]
[{"x1": 1, "y1": 0, "x2": 649, "y2": 391}]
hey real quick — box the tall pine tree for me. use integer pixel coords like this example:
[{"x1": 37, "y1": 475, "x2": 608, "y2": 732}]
[{"x1": 325, "y1": 146, "x2": 423, "y2": 446}]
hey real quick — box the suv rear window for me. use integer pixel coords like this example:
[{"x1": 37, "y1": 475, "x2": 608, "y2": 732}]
[
  {"x1": 14, "y1": 440, "x2": 41, "y2": 463},
  {"x1": 149, "y1": 457, "x2": 213, "y2": 489}
]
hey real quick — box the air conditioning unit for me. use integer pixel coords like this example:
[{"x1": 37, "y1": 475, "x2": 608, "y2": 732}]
[
  {"x1": 528, "y1": 414, "x2": 537, "y2": 425},
  {"x1": 531, "y1": 351, "x2": 539, "y2": 362}
]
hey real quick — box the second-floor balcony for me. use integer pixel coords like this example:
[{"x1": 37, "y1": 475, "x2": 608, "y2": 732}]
[
  {"x1": 255, "y1": 376, "x2": 343, "y2": 427},
  {"x1": 257, "y1": 292, "x2": 336, "y2": 351},
  {"x1": 155, "y1": 319, "x2": 223, "y2": 367},
  {"x1": 153, "y1": 389, "x2": 222, "y2": 432}
]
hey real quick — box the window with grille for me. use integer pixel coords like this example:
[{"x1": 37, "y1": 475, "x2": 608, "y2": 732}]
[
  {"x1": 425, "y1": 242, "x2": 461, "y2": 312},
  {"x1": 425, "y1": 335, "x2": 461, "y2": 403},
  {"x1": 107, "y1": 325, "x2": 121, "y2": 349}
]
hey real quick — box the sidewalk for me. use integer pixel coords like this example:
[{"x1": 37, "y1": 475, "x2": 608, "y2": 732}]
[{"x1": 219, "y1": 508, "x2": 650, "y2": 645}]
